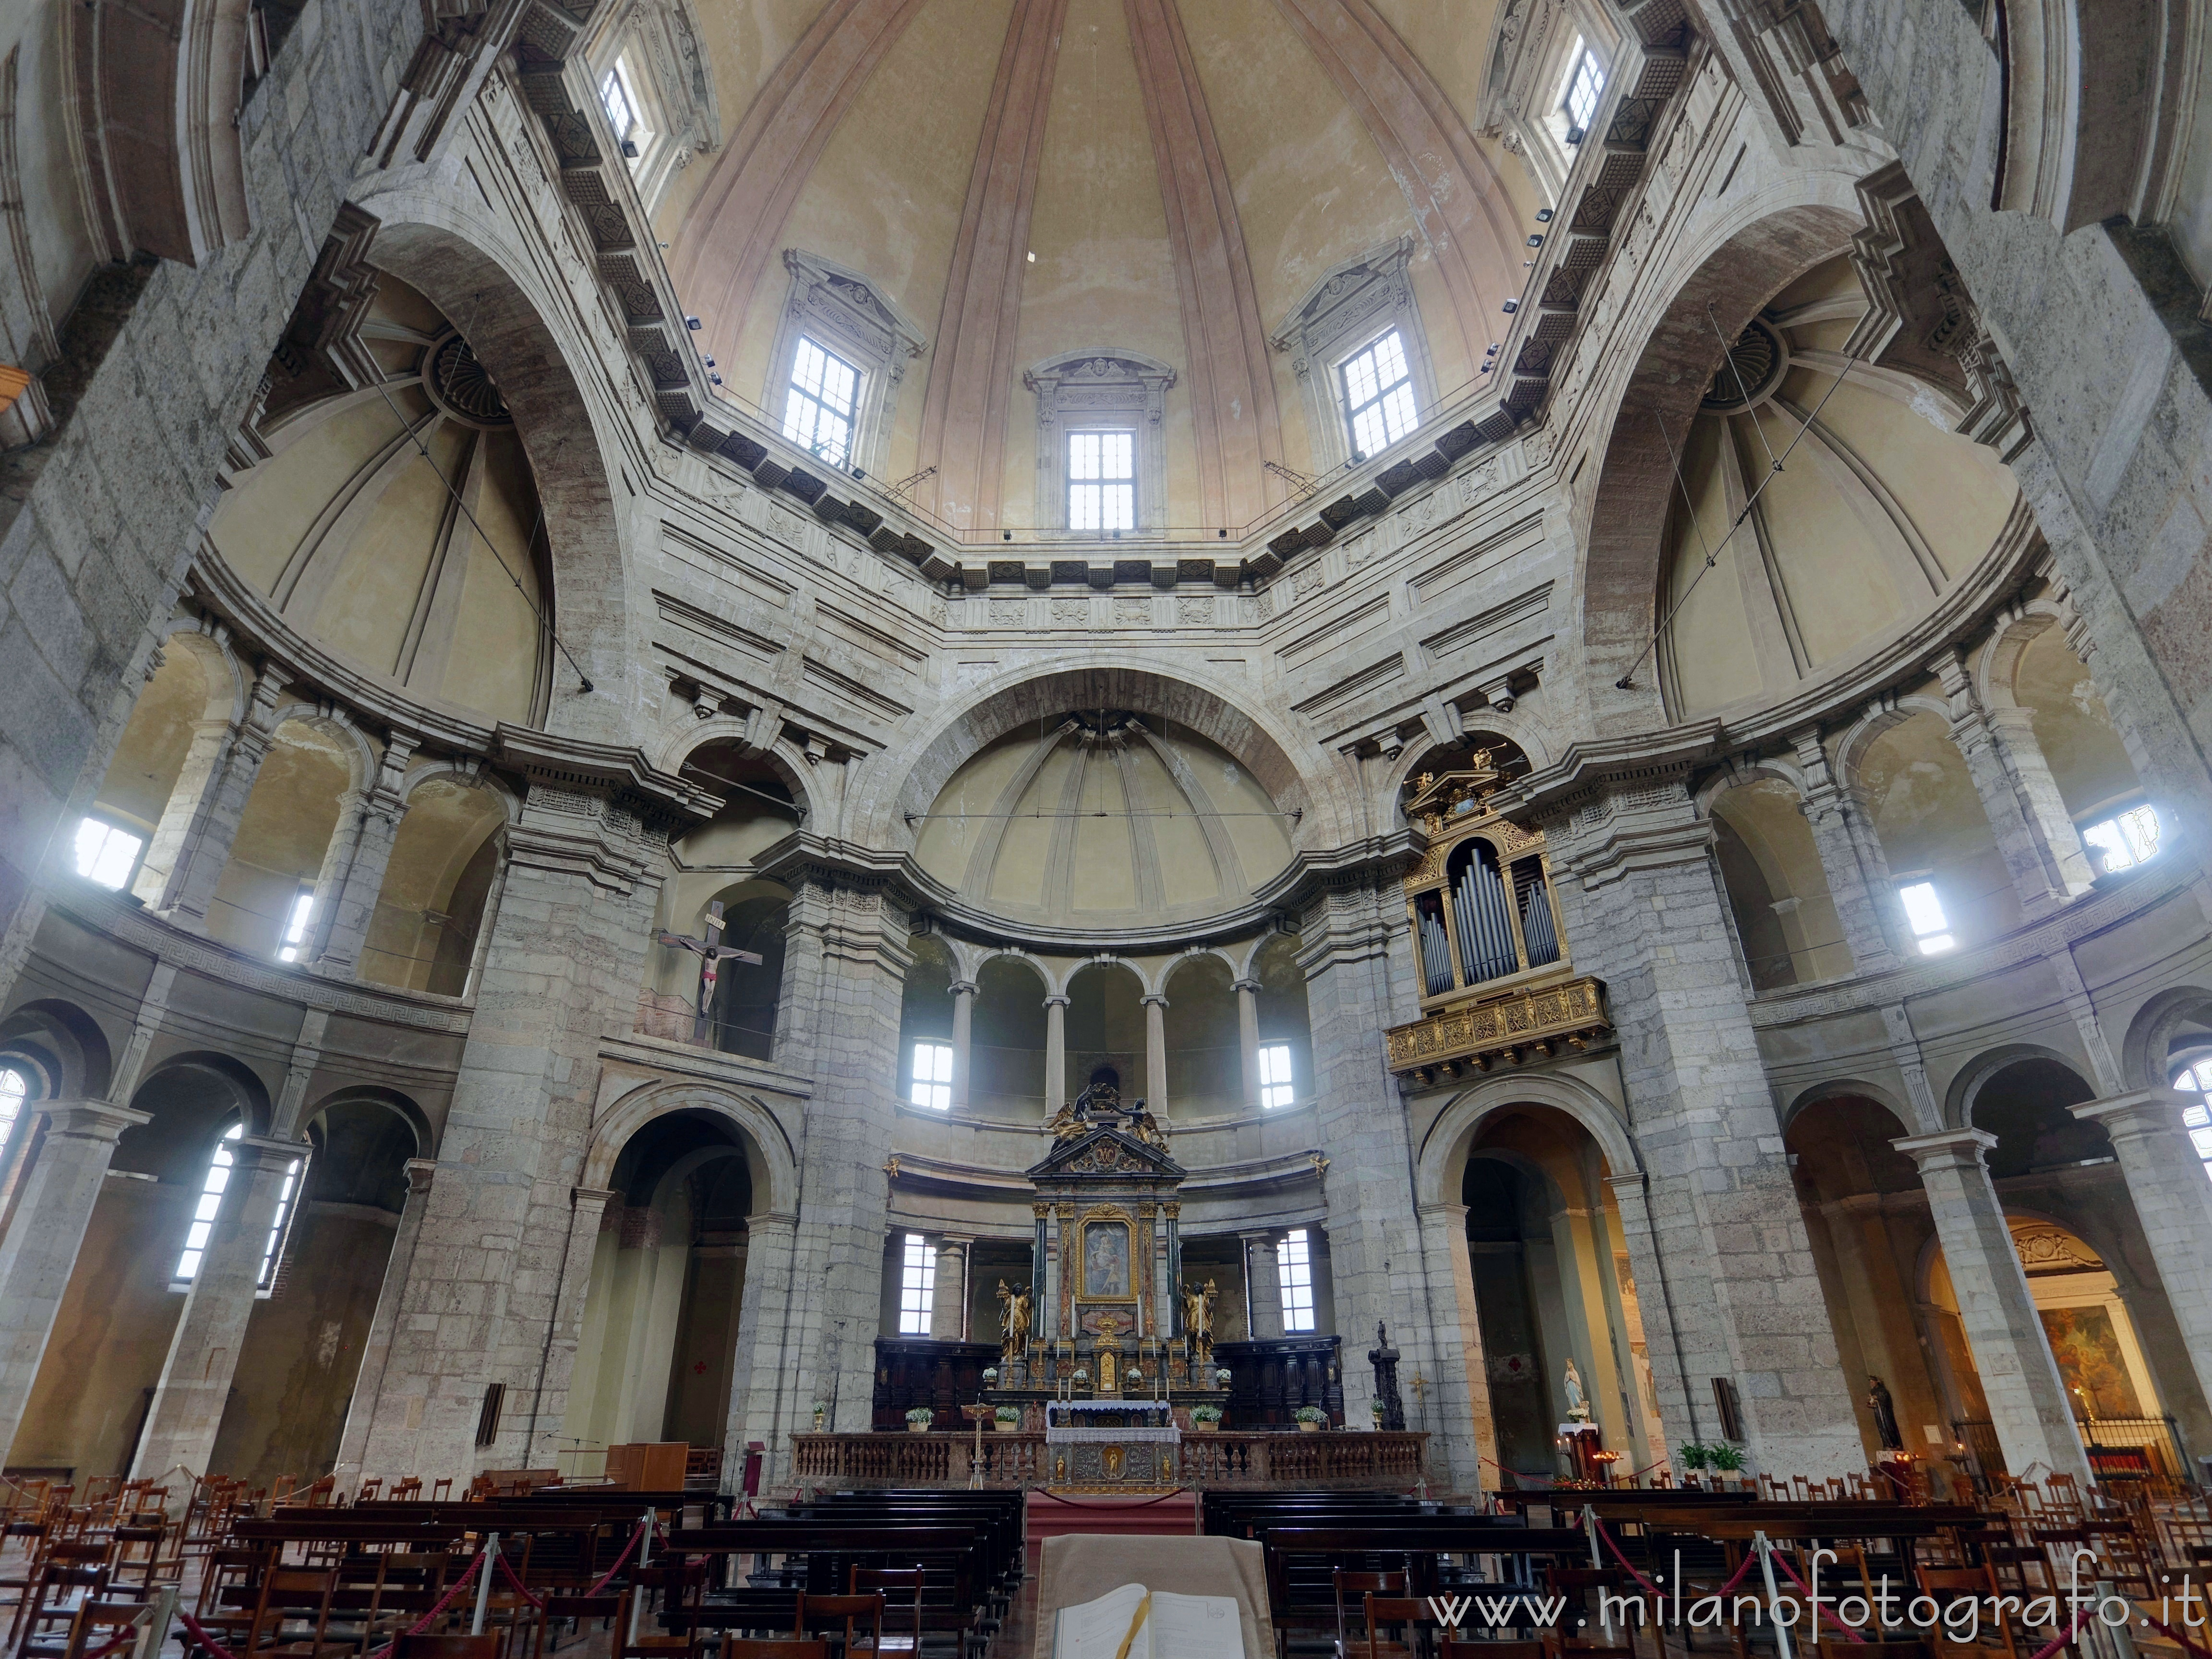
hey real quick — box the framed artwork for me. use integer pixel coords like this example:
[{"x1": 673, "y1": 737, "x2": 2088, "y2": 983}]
[{"x1": 1083, "y1": 1219, "x2": 1131, "y2": 1298}]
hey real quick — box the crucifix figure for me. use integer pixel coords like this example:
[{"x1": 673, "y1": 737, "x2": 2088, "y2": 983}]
[{"x1": 655, "y1": 900, "x2": 763, "y2": 1045}]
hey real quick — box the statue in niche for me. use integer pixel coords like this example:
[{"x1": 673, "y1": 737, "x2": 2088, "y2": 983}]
[
  {"x1": 1563, "y1": 1357, "x2": 1592, "y2": 1422},
  {"x1": 996, "y1": 1280, "x2": 1031, "y2": 1363},
  {"x1": 1097, "y1": 1346, "x2": 1118, "y2": 1393},
  {"x1": 1867, "y1": 1374, "x2": 1904, "y2": 1451},
  {"x1": 1182, "y1": 1279, "x2": 1217, "y2": 1368}
]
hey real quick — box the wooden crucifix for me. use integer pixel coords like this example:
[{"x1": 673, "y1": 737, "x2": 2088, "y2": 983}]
[{"x1": 655, "y1": 900, "x2": 763, "y2": 1045}]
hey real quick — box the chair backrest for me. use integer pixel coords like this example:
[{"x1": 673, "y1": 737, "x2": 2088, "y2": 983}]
[
  {"x1": 1365, "y1": 1594, "x2": 1433, "y2": 1659},
  {"x1": 1917, "y1": 1565, "x2": 1997, "y2": 1604},
  {"x1": 794, "y1": 1592, "x2": 883, "y2": 1644}
]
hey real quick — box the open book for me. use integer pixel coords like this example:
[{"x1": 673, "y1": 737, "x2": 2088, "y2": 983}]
[{"x1": 1052, "y1": 1582, "x2": 1245, "y2": 1659}]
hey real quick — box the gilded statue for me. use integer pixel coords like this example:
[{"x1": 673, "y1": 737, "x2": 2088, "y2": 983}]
[
  {"x1": 1182, "y1": 1277, "x2": 1217, "y2": 1368},
  {"x1": 996, "y1": 1278, "x2": 1032, "y2": 1363},
  {"x1": 1045, "y1": 1101, "x2": 1085, "y2": 1140},
  {"x1": 1128, "y1": 1104, "x2": 1169, "y2": 1152}
]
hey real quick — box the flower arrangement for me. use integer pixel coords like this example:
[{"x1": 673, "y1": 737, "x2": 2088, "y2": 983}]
[
  {"x1": 1295, "y1": 1405, "x2": 1327, "y2": 1430},
  {"x1": 994, "y1": 1406, "x2": 1021, "y2": 1430},
  {"x1": 982, "y1": 1367, "x2": 998, "y2": 1386},
  {"x1": 811, "y1": 1401, "x2": 827, "y2": 1429},
  {"x1": 1215, "y1": 1369, "x2": 1232, "y2": 1386},
  {"x1": 905, "y1": 1407, "x2": 933, "y2": 1431},
  {"x1": 1189, "y1": 1405, "x2": 1223, "y2": 1430}
]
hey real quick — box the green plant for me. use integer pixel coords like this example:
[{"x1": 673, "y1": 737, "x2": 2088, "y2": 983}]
[
  {"x1": 1706, "y1": 1442, "x2": 1746, "y2": 1472},
  {"x1": 905, "y1": 1407, "x2": 933, "y2": 1425},
  {"x1": 1295, "y1": 1405, "x2": 1327, "y2": 1424},
  {"x1": 994, "y1": 1406, "x2": 1021, "y2": 1422},
  {"x1": 1677, "y1": 1442, "x2": 1710, "y2": 1470},
  {"x1": 1190, "y1": 1405, "x2": 1223, "y2": 1423}
]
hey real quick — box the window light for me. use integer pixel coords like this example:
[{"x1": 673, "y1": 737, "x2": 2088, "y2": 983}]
[
  {"x1": 277, "y1": 890, "x2": 315, "y2": 962},
  {"x1": 0, "y1": 1068, "x2": 26, "y2": 1134},
  {"x1": 2080, "y1": 804, "x2": 2160, "y2": 875},
  {"x1": 176, "y1": 1125, "x2": 240, "y2": 1283},
  {"x1": 1562, "y1": 39, "x2": 1604, "y2": 132},
  {"x1": 896, "y1": 1232, "x2": 936, "y2": 1334},
  {"x1": 1278, "y1": 1229, "x2": 1317, "y2": 1333},
  {"x1": 73, "y1": 818, "x2": 142, "y2": 890},
  {"x1": 1341, "y1": 330, "x2": 1419, "y2": 458},
  {"x1": 2172, "y1": 1060, "x2": 2212, "y2": 1186},
  {"x1": 1068, "y1": 431, "x2": 1135, "y2": 532},
  {"x1": 911, "y1": 1040, "x2": 953, "y2": 1111},
  {"x1": 599, "y1": 63, "x2": 648, "y2": 160},
  {"x1": 1896, "y1": 880, "x2": 1955, "y2": 955},
  {"x1": 258, "y1": 1154, "x2": 301, "y2": 1291},
  {"x1": 1258, "y1": 1043, "x2": 1295, "y2": 1110},
  {"x1": 782, "y1": 337, "x2": 859, "y2": 467}
]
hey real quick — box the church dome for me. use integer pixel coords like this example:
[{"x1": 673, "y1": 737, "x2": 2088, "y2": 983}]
[{"x1": 911, "y1": 710, "x2": 1294, "y2": 924}]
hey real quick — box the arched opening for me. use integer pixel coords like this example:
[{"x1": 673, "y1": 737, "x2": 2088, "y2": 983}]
[
  {"x1": 896, "y1": 936, "x2": 956, "y2": 1111},
  {"x1": 969, "y1": 956, "x2": 1047, "y2": 1120},
  {"x1": 1251, "y1": 934, "x2": 1312, "y2": 1111},
  {"x1": 1856, "y1": 710, "x2": 2016, "y2": 950},
  {"x1": 12, "y1": 1058, "x2": 262, "y2": 1479},
  {"x1": 361, "y1": 779, "x2": 506, "y2": 993},
  {"x1": 1162, "y1": 954, "x2": 1238, "y2": 1117},
  {"x1": 84, "y1": 640, "x2": 228, "y2": 904},
  {"x1": 206, "y1": 720, "x2": 361, "y2": 958},
  {"x1": 562, "y1": 1109, "x2": 756, "y2": 1468},
  {"x1": 1461, "y1": 1106, "x2": 1664, "y2": 1485},
  {"x1": 1708, "y1": 777, "x2": 1850, "y2": 991},
  {"x1": 1064, "y1": 961, "x2": 1144, "y2": 1108},
  {"x1": 208, "y1": 1094, "x2": 420, "y2": 1488},
  {"x1": 1992, "y1": 620, "x2": 2153, "y2": 880}
]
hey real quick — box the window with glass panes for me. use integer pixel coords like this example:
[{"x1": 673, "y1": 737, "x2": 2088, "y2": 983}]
[
  {"x1": 74, "y1": 818, "x2": 142, "y2": 890},
  {"x1": 2080, "y1": 804, "x2": 2161, "y2": 875},
  {"x1": 1278, "y1": 1228, "x2": 1316, "y2": 1332},
  {"x1": 781, "y1": 337, "x2": 860, "y2": 467},
  {"x1": 1563, "y1": 43, "x2": 1604, "y2": 131},
  {"x1": 1896, "y1": 880, "x2": 1955, "y2": 954},
  {"x1": 911, "y1": 1041, "x2": 953, "y2": 1110},
  {"x1": 277, "y1": 889, "x2": 315, "y2": 962},
  {"x1": 599, "y1": 64, "x2": 646, "y2": 152},
  {"x1": 1258, "y1": 1044, "x2": 1294, "y2": 1110},
  {"x1": 896, "y1": 1232, "x2": 936, "y2": 1334},
  {"x1": 1341, "y1": 331, "x2": 1418, "y2": 458},
  {"x1": 0, "y1": 1068, "x2": 26, "y2": 1139},
  {"x1": 1067, "y1": 431, "x2": 1135, "y2": 531},
  {"x1": 2171, "y1": 1059, "x2": 2212, "y2": 1185},
  {"x1": 174, "y1": 1124, "x2": 301, "y2": 1291}
]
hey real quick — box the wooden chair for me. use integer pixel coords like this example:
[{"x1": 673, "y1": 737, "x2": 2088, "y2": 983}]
[
  {"x1": 13, "y1": 1559, "x2": 111, "y2": 1658},
  {"x1": 427, "y1": 1482, "x2": 453, "y2": 1505},
  {"x1": 106, "y1": 1526, "x2": 166, "y2": 1599},
  {"x1": 793, "y1": 1593, "x2": 884, "y2": 1656},
  {"x1": 1363, "y1": 1595, "x2": 1440, "y2": 1659},
  {"x1": 2080, "y1": 1521, "x2": 2156, "y2": 1600},
  {"x1": 529, "y1": 1592, "x2": 622, "y2": 1659},
  {"x1": 844, "y1": 1568, "x2": 922, "y2": 1657},
  {"x1": 352, "y1": 1482, "x2": 382, "y2": 1507},
  {"x1": 1914, "y1": 1566, "x2": 2020, "y2": 1659},
  {"x1": 239, "y1": 1566, "x2": 349, "y2": 1659},
  {"x1": 617, "y1": 1561, "x2": 709, "y2": 1659},
  {"x1": 185, "y1": 1545, "x2": 278, "y2": 1656},
  {"x1": 0, "y1": 1524, "x2": 51, "y2": 1632},
  {"x1": 1334, "y1": 1572, "x2": 1412, "y2": 1659},
  {"x1": 42, "y1": 1596, "x2": 154, "y2": 1659}
]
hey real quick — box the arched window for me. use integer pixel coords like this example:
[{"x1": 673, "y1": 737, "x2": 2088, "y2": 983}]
[
  {"x1": 174, "y1": 1124, "x2": 301, "y2": 1292},
  {"x1": 0, "y1": 1066, "x2": 28, "y2": 1138},
  {"x1": 2169, "y1": 1059, "x2": 2212, "y2": 1185}
]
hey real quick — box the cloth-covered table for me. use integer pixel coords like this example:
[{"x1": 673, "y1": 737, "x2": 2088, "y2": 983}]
[{"x1": 1032, "y1": 1530, "x2": 1272, "y2": 1659}]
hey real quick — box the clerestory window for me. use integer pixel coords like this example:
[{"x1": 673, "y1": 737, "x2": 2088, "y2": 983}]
[
  {"x1": 1068, "y1": 431, "x2": 1136, "y2": 532},
  {"x1": 1341, "y1": 330, "x2": 1419, "y2": 460},
  {"x1": 781, "y1": 337, "x2": 860, "y2": 468},
  {"x1": 897, "y1": 1232, "x2": 936, "y2": 1334},
  {"x1": 1278, "y1": 1228, "x2": 1317, "y2": 1333}
]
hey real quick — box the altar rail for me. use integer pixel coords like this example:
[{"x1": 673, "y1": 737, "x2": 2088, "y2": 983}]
[{"x1": 791, "y1": 1431, "x2": 1426, "y2": 1490}]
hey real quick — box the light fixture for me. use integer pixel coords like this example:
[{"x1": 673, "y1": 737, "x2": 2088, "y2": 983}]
[
  {"x1": 851, "y1": 466, "x2": 866, "y2": 481},
  {"x1": 1527, "y1": 233, "x2": 1545, "y2": 247},
  {"x1": 1536, "y1": 207, "x2": 1554, "y2": 222},
  {"x1": 1502, "y1": 299, "x2": 1519, "y2": 313},
  {"x1": 1003, "y1": 530, "x2": 1013, "y2": 541},
  {"x1": 702, "y1": 355, "x2": 716, "y2": 367},
  {"x1": 657, "y1": 240, "x2": 669, "y2": 249},
  {"x1": 684, "y1": 316, "x2": 702, "y2": 330},
  {"x1": 1026, "y1": 251, "x2": 1036, "y2": 263},
  {"x1": 709, "y1": 373, "x2": 722, "y2": 385}
]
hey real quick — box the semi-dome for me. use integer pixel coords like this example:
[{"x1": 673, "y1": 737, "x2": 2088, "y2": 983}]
[{"x1": 911, "y1": 710, "x2": 1294, "y2": 923}]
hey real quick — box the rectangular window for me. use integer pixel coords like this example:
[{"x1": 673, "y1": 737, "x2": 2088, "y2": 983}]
[
  {"x1": 782, "y1": 337, "x2": 859, "y2": 467},
  {"x1": 897, "y1": 1232, "x2": 936, "y2": 1334},
  {"x1": 257, "y1": 1155, "x2": 301, "y2": 1294},
  {"x1": 911, "y1": 1040, "x2": 954, "y2": 1111},
  {"x1": 73, "y1": 818, "x2": 143, "y2": 890},
  {"x1": 1896, "y1": 879, "x2": 1955, "y2": 955},
  {"x1": 1068, "y1": 431, "x2": 1135, "y2": 532},
  {"x1": 599, "y1": 63, "x2": 648, "y2": 161},
  {"x1": 2080, "y1": 804, "x2": 2160, "y2": 875},
  {"x1": 276, "y1": 890, "x2": 315, "y2": 963},
  {"x1": 1341, "y1": 330, "x2": 1419, "y2": 460},
  {"x1": 2174, "y1": 1061, "x2": 2212, "y2": 1184},
  {"x1": 1563, "y1": 41, "x2": 1605, "y2": 132},
  {"x1": 1258, "y1": 1043, "x2": 1295, "y2": 1110},
  {"x1": 1278, "y1": 1228, "x2": 1317, "y2": 1334}
]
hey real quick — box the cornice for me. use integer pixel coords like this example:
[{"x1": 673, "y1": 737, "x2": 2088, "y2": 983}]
[
  {"x1": 596, "y1": 1032, "x2": 815, "y2": 1099},
  {"x1": 493, "y1": 725, "x2": 720, "y2": 821},
  {"x1": 881, "y1": 1145, "x2": 1327, "y2": 1202}
]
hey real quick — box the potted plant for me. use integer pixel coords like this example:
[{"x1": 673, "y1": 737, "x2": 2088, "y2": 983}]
[
  {"x1": 1706, "y1": 1442, "x2": 1747, "y2": 1488},
  {"x1": 994, "y1": 1406, "x2": 1022, "y2": 1432},
  {"x1": 1189, "y1": 1405, "x2": 1223, "y2": 1432},
  {"x1": 905, "y1": 1407, "x2": 933, "y2": 1433},
  {"x1": 1370, "y1": 1400, "x2": 1385, "y2": 1430},
  {"x1": 1295, "y1": 1406, "x2": 1326, "y2": 1433},
  {"x1": 811, "y1": 1402, "x2": 827, "y2": 1432},
  {"x1": 1215, "y1": 1369, "x2": 1232, "y2": 1387},
  {"x1": 1676, "y1": 1441, "x2": 1709, "y2": 1480}
]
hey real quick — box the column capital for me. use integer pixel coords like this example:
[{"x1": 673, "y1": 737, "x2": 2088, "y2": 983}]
[
  {"x1": 949, "y1": 980, "x2": 978, "y2": 997},
  {"x1": 1415, "y1": 1202, "x2": 1470, "y2": 1223},
  {"x1": 936, "y1": 1233, "x2": 976, "y2": 1250},
  {"x1": 230, "y1": 1134, "x2": 310, "y2": 1172},
  {"x1": 570, "y1": 1185, "x2": 619, "y2": 1211},
  {"x1": 1141, "y1": 994, "x2": 1169, "y2": 1009},
  {"x1": 745, "y1": 1212, "x2": 799, "y2": 1238},
  {"x1": 1238, "y1": 1228, "x2": 1281, "y2": 1246},
  {"x1": 40, "y1": 1101, "x2": 152, "y2": 1142},
  {"x1": 1891, "y1": 1127, "x2": 1998, "y2": 1171},
  {"x1": 1231, "y1": 977, "x2": 1262, "y2": 994},
  {"x1": 1043, "y1": 994, "x2": 1071, "y2": 1008},
  {"x1": 402, "y1": 1158, "x2": 437, "y2": 1194},
  {"x1": 2070, "y1": 1087, "x2": 2199, "y2": 1138}
]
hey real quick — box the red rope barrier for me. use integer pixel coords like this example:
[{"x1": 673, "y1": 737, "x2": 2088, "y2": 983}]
[
  {"x1": 2143, "y1": 1615, "x2": 2212, "y2": 1659},
  {"x1": 176, "y1": 1611, "x2": 241, "y2": 1659},
  {"x1": 584, "y1": 1521, "x2": 647, "y2": 1597},
  {"x1": 362, "y1": 1546, "x2": 490, "y2": 1659},
  {"x1": 495, "y1": 1551, "x2": 547, "y2": 1611},
  {"x1": 1029, "y1": 1489, "x2": 1190, "y2": 1510},
  {"x1": 81, "y1": 1633, "x2": 138, "y2": 1659},
  {"x1": 1592, "y1": 1519, "x2": 1665, "y2": 1598},
  {"x1": 1766, "y1": 1547, "x2": 1868, "y2": 1643},
  {"x1": 2022, "y1": 1606, "x2": 2097, "y2": 1659}
]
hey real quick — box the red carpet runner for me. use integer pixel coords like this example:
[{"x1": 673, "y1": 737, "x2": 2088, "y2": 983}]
[{"x1": 1024, "y1": 1489, "x2": 1198, "y2": 1542}]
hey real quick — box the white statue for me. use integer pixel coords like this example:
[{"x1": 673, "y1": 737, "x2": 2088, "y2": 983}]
[{"x1": 1563, "y1": 1357, "x2": 1592, "y2": 1422}]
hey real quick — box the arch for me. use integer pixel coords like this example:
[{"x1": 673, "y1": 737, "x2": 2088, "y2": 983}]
[
  {"x1": 298, "y1": 1083, "x2": 432, "y2": 1158},
  {"x1": 2120, "y1": 986, "x2": 2212, "y2": 1092},
  {"x1": 656, "y1": 723, "x2": 822, "y2": 828},
  {"x1": 1944, "y1": 1042, "x2": 2094, "y2": 1130},
  {"x1": 1975, "y1": 603, "x2": 2067, "y2": 711},
  {"x1": 1830, "y1": 695, "x2": 1954, "y2": 792},
  {"x1": 865, "y1": 662, "x2": 1340, "y2": 849},
  {"x1": 398, "y1": 761, "x2": 521, "y2": 823},
  {"x1": 1692, "y1": 757, "x2": 1808, "y2": 818},
  {"x1": 584, "y1": 1080, "x2": 797, "y2": 1217},
  {"x1": 1782, "y1": 1075, "x2": 1923, "y2": 1139},
  {"x1": 157, "y1": 623, "x2": 249, "y2": 725},
  {"x1": 1415, "y1": 1071, "x2": 1639, "y2": 1207},
  {"x1": 131, "y1": 1050, "x2": 272, "y2": 1134},
  {"x1": 346, "y1": 202, "x2": 637, "y2": 741},
  {"x1": 1579, "y1": 198, "x2": 1864, "y2": 733},
  {"x1": 0, "y1": 998, "x2": 115, "y2": 1100},
  {"x1": 266, "y1": 707, "x2": 379, "y2": 794}
]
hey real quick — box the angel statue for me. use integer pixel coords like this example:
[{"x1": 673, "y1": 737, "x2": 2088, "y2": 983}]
[
  {"x1": 1182, "y1": 1278, "x2": 1217, "y2": 1368},
  {"x1": 996, "y1": 1278, "x2": 1032, "y2": 1364}
]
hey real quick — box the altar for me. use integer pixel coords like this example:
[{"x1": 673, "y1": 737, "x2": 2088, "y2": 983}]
[{"x1": 1039, "y1": 1399, "x2": 1180, "y2": 1490}]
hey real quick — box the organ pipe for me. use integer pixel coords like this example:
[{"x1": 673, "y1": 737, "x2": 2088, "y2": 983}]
[
  {"x1": 1452, "y1": 842, "x2": 1519, "y2": 986},
  {"x1": 1416, "y1": 890, "x2": 1455, "y2": 996},
  {"x1": 1516, "y1": 859, "x2": 1561, "y2": 968}
]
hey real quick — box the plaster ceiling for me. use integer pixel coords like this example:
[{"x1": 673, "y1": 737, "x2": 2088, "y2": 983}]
[{"x1": 658, "y1": 0, "x2": 1526, "y2": 530}]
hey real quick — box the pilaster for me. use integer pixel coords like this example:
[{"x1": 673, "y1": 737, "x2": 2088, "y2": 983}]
[
  {"x1": 1233, "y1": 977, "x2": 1262, "y2": 1112},
  {"x1": 155, "y1": 664, "x2": 291, "y2": 927},
  {"x1": 1930, "y1": 648, "x2": 2070, "y2": 919},
  {"x1": 312, "y1": 734, "x2": 420, "y2": 975},
  {"x1": 333, "y1": 1158, "x2": 436, "y2": 1482},
  {"x1": 1789, "y1": 728, "x2": 1899, "y2": 973}
]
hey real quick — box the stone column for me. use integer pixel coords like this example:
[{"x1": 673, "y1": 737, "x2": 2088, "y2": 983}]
[
  {"x1": 2070, "y1": 1091, "x2": 2212, "y2": 1419},
  {"x1": 1789, "y1": 729, "x2": 1900, "y2": 972},
  {"x1": 1985, "y1": 706, "x2": 2094, "y2": 892},
  {"x1": 1142, "y1": 994, "x2": 1168, "y2": 1116},
  {"x1": 723, "y1": 1214, "x2": 799, "y2": 1484},
  {"x1": 132, "y1": 1136, "x2": 309, "y2": 1483},
  {"x1": 311, "y1": 736, "x2": 419, "y2": 976},
  {"x1": 519, "y1": 1184, "x2": 619, "y2": 1464},
  {"x1": 1243, "y1": 1232, "x2": 1285, "y2": 1338},
  {"x1": 1930, "y1": 649, "x2": 2073, "y2": 919},
  {"x1": 131, "y1": 718, "x2": 239, "y2": 906},
  {"x1": 152, "y1": 664, "x2": 291, "y2": 928},
  {"x1": 0, "y1": 1102, "x2": 151, "y2": 1462},
  {"x1": 931, "y1": 1236, "x2": 971, "y2": 1340},
  {"x1": 1043, "y1": 995, "x2": 1069, "y2": 1114},
  {"x1": 1417, "y1": 1201, "x2": 1492, "y2": 1489},
  {"x1": 1546, "y1": 784, "x2": 1864, "y2": 1477},
  {"x1": 1233, "y1": 977, "x2": 1262, "y2": 1111},
  {"x1": 949, "y1": 980, "x2": 976, "y2": 1112},
  {"x1": 1892, "y1": 1128, "x2": 2091, "y2": 1482},
  {"x1": 333, "y1": 1158, "x2": 436, "y2": 1483}
]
